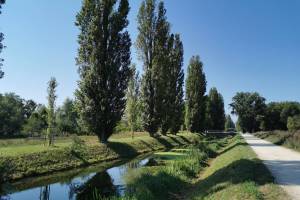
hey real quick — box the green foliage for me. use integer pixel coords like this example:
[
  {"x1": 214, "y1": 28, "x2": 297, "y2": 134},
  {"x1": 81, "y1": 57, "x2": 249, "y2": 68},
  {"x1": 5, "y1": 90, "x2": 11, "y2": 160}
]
[
  {"x1": 185, "y1": 56, "x2": 207, "y2": 133},
  {"x1": 225, "y1": 115, "x2": 235, "y2": 131},
  {"x1": 0, "y1": 93, "x2": 26, "y2": 136},
  {"x1": 56, "y1": 98, "x2": 79, "y2": 135},
  {"x1": 47, "y1": 77, "x2": 58, "y2": 146},
  {"x1": 0, "y1": 0, "x2": 5, "y2": 79},
  {"x1": 70, "y1": 135, "x2": 87, "y2": 158},
  {"x1": 22, "y1": 109, "x2": 48, "y2": 136},
  {"x1": 137, "y1": 0, "x2": 162, "y2": 136},
  {"x1": 287, "y1": 115, "x2": 300, "y2": 132},
  {"x1": 262, "y1": 102, "x2": 300, "y2": 131},
  {"x1": 230, "y1": 92, "x2": 266, "y2": 133},
  {"x1": 167, "y1": 34, "x2": 184, "y2": 135},
  {"x1": 137, "y1": 1, "x2": 184, "y2": 136},
  {"x1": 125, "y1": 64, "x2": 142, "y2": 135},
  {"x1": 206, "y1": 87, "x2": 225, "y2": 130},
  {"x1": 75, "y1": 0, "x2": 131, "y2": 143},
  {"x1": 0, "y1": 160, "x2": 10, "y2": 183}
]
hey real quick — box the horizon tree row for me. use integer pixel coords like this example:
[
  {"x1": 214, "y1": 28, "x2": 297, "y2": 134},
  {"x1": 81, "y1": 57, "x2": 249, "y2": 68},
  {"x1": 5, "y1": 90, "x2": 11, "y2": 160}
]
[{"x1": 230, "y1": 92, "x2": 300, "y2": 133}]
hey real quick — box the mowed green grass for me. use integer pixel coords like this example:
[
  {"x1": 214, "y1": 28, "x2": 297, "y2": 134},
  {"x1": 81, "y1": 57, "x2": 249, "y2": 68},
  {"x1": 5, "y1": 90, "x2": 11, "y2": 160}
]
[
  {"x1": 0, "y1": 132, "x2": 151, "y2": 157},
  {"x1": 187, "y1": 135, "x2": 288, "y2": 200}
]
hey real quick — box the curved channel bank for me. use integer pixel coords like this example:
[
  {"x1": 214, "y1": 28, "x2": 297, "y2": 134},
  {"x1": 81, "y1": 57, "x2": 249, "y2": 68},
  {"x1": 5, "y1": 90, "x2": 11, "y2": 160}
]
[{"x1": 0, "y1": 132, "x2": 202, "y2": 182}]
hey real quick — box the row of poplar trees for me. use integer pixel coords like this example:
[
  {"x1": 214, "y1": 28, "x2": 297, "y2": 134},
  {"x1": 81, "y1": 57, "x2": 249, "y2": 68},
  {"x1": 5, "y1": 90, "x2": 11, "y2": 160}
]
[{"x1": 75, "y1": 0, "x2": 225, "y2": 143}]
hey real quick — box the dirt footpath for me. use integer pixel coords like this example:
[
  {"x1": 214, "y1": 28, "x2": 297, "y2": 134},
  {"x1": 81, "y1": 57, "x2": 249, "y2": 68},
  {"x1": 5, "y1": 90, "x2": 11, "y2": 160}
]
[{"x1": 243, "y1": 133, "x2": 300, "y2": 200}]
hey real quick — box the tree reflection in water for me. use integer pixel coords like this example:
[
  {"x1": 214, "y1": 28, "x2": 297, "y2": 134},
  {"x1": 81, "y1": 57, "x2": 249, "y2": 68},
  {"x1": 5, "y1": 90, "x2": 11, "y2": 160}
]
[
  {"x1": 75, "y1": 172, "x2": 116, "y2": 200},
  {"x1": 39, "y1": 185, "x2": 50, "y2": 200}
]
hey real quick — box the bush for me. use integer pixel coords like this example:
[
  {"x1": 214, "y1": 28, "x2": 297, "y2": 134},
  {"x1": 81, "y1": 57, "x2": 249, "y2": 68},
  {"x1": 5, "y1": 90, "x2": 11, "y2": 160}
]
[
  {"x1": 287, "y1": 115, "x2": 300, "y2": 132},
  {"x1": 0, "y1": 160, "x2": 12, "y2": 183},
  {"x1": 70, "y1": 136, "x2": 87, "y2": 158}
]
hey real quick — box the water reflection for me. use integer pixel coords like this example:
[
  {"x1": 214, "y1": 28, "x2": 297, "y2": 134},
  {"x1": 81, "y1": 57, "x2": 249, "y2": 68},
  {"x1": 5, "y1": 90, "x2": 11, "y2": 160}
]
[
  {"x1": 39, "y1": 186, "x2": 50, "y2": 200},
  {"x1": 0, "y1": 156, "x2": 151, "y2": 200},
  {"x1": 75, "y1": 172, "x2": 116, "y2": 200}
]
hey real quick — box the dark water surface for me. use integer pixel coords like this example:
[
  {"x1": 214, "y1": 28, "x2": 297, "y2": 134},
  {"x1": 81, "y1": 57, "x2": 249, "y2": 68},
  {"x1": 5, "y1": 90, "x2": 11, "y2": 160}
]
[{"x1": 0, "y1": 155, "x2": 151, "y2": 200}]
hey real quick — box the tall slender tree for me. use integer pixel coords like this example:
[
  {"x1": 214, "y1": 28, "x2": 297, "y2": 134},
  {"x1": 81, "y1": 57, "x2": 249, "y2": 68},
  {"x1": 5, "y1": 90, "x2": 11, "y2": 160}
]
[
  {"x1": 136, "y1": 0, "x2": 159, "y2": 136},
  {"x1": 206, "y1": 87, "x2": 225, "y2": 130},
  {"x1": 185, "y1": 56, "x2": 207, "y2": 133},
  {"x1": 0, "y1": 0, "x2": 5, "y2": 79},
  {"x1": 125, "y1": 64, "x2": 141, "y2": 138},
  {"x1": 75, "y1": 0, "x2": 131, "y2": 143},
  {"x1": 153, "y1": 1, "x2": 171, "y2": 135},
  {"x1": 169, "y1": 34, "x2": 184, "y2": 134},
  {"x1": 47, "y1": 77, "x2": 58, "y2": 146}
]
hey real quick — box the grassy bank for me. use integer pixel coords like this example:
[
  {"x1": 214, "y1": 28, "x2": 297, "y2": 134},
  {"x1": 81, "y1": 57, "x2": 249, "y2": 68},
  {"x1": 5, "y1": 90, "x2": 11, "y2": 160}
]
[
  {"x1": 188, "y1": 135, "x2": 287, "y2": 200},
  {"x1": 101, "y1": 135, "x2": 233, "y2": 200},
  {"x1": 0, "y1": 132, "x2": 203, "y2": 182},
  {"x1": 255, "y1": 130, "x2": 300, "y2": 151},
  {"x1": 106, "y1": 134, "x2": 287, "y2": 200}
]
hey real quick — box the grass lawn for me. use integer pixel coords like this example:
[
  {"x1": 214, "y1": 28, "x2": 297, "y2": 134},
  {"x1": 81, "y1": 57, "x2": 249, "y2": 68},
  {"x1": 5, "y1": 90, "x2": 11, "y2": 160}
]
[
  {"x1": 0, "y1": 132, "x2": 153, "y2": 157},
  {"x1": 0, "y1": 131, "x2": 203, "y2": 181},
  {"x1": 187, "y1": 135, "x2": 288, "y2": 200}
]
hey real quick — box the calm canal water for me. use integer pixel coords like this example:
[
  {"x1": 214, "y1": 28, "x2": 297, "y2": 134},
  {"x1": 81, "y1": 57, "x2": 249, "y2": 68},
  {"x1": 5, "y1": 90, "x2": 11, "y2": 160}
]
[{"x1": 0, "y1": 156, "x2": 151, "y2": 200}]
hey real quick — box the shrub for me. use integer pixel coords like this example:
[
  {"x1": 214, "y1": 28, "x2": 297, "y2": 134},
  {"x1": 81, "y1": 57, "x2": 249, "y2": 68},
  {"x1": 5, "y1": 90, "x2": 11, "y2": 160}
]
[
  {"x1": 287, "y1": 115, "x2": 300, "y2": 132},
  {"x1": 0, "y1": 160, "x2": 12, "y2": 183},
  {"x1": 70, "y1": 136, "x2": 87, "y2": 158}
]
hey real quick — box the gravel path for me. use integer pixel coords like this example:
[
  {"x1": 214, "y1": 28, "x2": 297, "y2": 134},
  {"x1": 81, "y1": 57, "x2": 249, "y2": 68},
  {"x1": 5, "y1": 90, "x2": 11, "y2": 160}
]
[{"x1": 243, "y1": 133, "x2": 300, "y2": 200}]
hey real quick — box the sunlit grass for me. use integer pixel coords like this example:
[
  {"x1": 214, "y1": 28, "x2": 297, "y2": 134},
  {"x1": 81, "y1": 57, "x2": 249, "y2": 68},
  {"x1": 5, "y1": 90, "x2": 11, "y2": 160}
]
[{"x1": 188, "y1": 135, "x2": 288, "y2": 200}]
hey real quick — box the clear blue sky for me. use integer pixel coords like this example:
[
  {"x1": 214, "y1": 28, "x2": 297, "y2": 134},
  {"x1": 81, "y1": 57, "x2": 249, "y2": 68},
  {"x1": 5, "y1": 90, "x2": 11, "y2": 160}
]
[{"x1": 0, "y1": 0, "x2": 300, "y2": 115}]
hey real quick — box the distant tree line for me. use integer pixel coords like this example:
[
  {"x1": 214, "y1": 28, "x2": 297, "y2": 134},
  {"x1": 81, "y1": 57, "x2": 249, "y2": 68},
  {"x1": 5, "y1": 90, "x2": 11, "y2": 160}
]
[{"x1": 230, "y1": 92, "x2": 300, "y2": 133}]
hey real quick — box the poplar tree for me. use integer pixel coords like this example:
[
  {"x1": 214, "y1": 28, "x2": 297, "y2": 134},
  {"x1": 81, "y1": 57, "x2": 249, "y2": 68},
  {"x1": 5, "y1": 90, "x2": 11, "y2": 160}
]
[
  {"x1": 185, "y1": 56, "x2": 207, "y2": 133},
  {"x1": 153, "y1": 1, "x2": 171, "y2": 135},
  {"x1": 75, "y1": 0, "x2": 131, "y2": 143},
  {"x1": 206, "y1": 87, "x2": 225, "y2": 130},
  {"x1": 136, "y1": 0, "x2": 159, "y2": 136},
  {"x1": 0, "y1": 0, "x2": 5, "y2": 79},
  {"x1": 169, "y1": 34, "x2": 184, "y2": 134},
  {"x1": 47, "y1": 77, "x2": 58, "y2": 146}
]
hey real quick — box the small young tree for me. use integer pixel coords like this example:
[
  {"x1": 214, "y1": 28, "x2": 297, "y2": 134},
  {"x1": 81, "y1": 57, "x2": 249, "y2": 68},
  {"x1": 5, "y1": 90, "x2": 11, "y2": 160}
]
[
  {"x1": 75, "y1": 0, "x2": 131, "y2": 143},
  {"x1": 185, "y1": 56, "x2": 207, "y2": 133},
  {"x1": 125, "y1": 64, "x2": 141, "y2": 138},
  {"x1": 47, "y1": 77, "x2": 58, "y2": 146},
  {"x1": 0, "y1": 0, "x2": 5, "y2": 79}
]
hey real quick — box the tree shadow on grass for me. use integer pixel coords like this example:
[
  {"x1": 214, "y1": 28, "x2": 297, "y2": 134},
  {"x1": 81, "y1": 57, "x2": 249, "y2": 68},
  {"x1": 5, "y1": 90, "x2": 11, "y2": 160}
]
[
  {"x1": 140, "y1": 140, "x2": 155, "y2": 151},
  {"x1": 153, "y1": 137, "x2": 174, "y2": 148},
  {"x1": 218, "y1": 142, "x2": 248, "y2": 156},
  {"x1": 167, "y1": 136, "x2": 185, "y2": 146},
  {"x1": 178, "y1": 135, "x2": 192, "y2": 144},
  {"x1": 193, "y1": 158, "x2": 274, "y2": 199},
  {"x1": 127, "y1": 170, "x2": 189, "y2": 200},
  {"x1": 107, "y1": 142, "x2": 138, "y2": 158}
]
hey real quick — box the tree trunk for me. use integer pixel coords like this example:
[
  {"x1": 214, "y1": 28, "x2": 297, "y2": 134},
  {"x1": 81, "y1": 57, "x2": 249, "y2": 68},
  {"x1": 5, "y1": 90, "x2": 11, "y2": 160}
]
[{"x1": 99, "y1": 132, "x2": 108, "y2": 144}]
